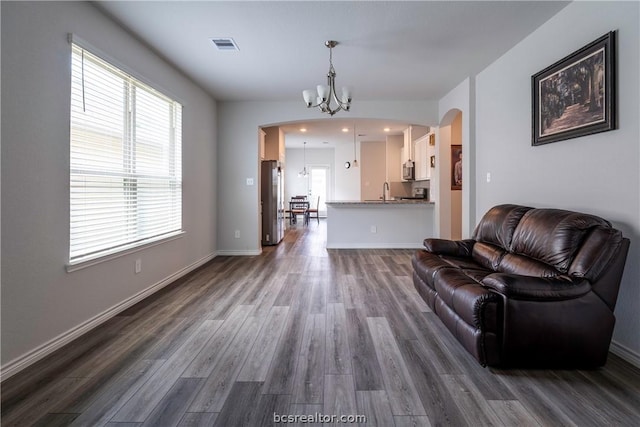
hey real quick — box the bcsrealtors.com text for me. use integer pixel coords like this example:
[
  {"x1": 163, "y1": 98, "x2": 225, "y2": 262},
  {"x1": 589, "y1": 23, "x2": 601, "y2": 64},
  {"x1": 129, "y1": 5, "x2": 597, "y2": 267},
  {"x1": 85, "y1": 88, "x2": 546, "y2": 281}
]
[{"x1": 273, "y1": 412, "x2": 366, "y2": 424}]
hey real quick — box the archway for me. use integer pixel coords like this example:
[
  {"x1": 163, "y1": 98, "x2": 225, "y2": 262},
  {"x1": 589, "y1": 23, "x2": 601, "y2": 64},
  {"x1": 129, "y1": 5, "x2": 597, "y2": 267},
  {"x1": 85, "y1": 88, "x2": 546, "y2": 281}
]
[{"x1": 216, "y1": 100, "x2": 438, "y2": 255}]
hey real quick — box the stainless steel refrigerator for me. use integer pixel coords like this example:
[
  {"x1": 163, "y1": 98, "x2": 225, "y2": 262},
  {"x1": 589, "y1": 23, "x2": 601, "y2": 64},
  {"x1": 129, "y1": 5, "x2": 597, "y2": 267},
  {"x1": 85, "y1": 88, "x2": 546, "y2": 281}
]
[{"x1": 261, "y1": 160, "x2": 284, "y2": 245}]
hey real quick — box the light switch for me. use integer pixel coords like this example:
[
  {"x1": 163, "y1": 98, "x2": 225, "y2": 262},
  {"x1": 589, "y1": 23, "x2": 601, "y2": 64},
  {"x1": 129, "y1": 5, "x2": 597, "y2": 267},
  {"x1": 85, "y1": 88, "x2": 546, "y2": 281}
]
[{"x1": 486, "y1": 172, "x2": 491, "y2": 183}]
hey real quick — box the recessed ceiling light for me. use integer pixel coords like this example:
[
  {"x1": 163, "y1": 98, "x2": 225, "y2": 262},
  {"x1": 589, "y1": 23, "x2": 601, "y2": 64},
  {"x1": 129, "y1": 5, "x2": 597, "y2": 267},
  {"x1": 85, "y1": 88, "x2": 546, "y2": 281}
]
[
  {"x1": 211, "y1": 38, "x2": 240, "y2": 51},
  {"x1": 342, "y1": 127, "x2": 349, "y2": 132},
  {"x1": 300, "y1": 128, "x2": 307, "y2": 132},
  {"x1": 383, "y1": 127, "x2": 391, "y2": 132}
]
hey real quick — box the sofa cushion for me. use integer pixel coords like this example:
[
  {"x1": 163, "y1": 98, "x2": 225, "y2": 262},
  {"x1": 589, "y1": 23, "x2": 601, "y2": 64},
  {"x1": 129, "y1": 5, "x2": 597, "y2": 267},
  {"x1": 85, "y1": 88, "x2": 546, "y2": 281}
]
[
  {"x1": 441, "y1": 254, "x2": 488, "y2": 272},
  {"x1": 433, "y1": 269, "x2": 498, "y2": 329},
  {"x1": 411, "y1": 250, "x2": 455, "y2": 289},
  {"x1": 472, "y1": 204, "x2": 533, "y2": 249},
  {"x1": 510, "y1": 209, "x2": 610, "y2": 273},
  {"x1": 471, "y1": 242, "x2": 506, "y2": 271},
  {"x1": 498, "y1": 253, "x2": 562, "y2": 277},
  {"x1": 423, "y1": 238, "x2": 474, "y2": 257}
]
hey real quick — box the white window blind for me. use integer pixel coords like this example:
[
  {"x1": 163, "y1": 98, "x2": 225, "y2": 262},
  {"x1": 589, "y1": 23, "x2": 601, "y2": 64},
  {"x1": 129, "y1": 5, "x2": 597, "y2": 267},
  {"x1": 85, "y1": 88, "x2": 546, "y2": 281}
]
[{"x1": 70, "y1": 43, "x2": 182, "y2": 264}]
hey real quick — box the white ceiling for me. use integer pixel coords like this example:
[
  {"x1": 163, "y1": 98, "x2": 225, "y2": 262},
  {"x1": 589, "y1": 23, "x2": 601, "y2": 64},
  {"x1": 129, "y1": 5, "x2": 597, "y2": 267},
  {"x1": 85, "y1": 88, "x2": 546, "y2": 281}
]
[{"x1": 95, "y1": 0, "x2": 570, "y2": 148}]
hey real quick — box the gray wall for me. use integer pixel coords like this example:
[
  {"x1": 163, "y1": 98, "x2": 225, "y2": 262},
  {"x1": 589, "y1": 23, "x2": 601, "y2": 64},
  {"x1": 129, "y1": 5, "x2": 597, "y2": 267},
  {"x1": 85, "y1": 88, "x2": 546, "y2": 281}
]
[
  {"x1": 1, "y1": 2, "x2": 218, "y2": 372},
  {"x1": 475, "y1": 1, "x2": 640, "y2": 361}
]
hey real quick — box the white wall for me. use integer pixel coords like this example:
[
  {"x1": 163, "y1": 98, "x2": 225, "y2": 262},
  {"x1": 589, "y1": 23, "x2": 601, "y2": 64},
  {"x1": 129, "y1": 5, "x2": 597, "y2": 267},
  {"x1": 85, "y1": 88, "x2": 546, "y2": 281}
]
[
  {"x1": 475, "y1": 1, "x2": 640, "y2": 363},
  {"x1": 217, "y1": 100, "x2": 438, "y2": 254},
  {"x1": 334, "y1": 140, "x2": 361, "y2": 201},
  {"x1": 1, "y1": 2, "x2": 218, "y2": 375}
]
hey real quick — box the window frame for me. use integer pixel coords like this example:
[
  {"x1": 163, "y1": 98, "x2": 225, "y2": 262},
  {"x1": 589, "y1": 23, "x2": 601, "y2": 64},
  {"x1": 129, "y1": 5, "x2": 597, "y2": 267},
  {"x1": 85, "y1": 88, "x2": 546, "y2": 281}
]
[{"x1": 67, "y1": 35, "x2": 185, "y2": 272}]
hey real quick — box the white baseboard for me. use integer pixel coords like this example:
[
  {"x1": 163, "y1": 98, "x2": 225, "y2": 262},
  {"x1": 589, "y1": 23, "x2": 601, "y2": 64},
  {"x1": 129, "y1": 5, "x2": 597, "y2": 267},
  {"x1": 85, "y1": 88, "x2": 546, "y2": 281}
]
[
  {"x1": 610, "y1": 340, "x2": 640, "y2": 369},
  {"x1": 216, "y1": 249, "x2": 262, "y2": 256},
  {"x1": 326, "y1": 243, "x2": 423, "y2": 249},
  {"x1": 0, "y1": 252, "x2": 217, "y2": 382}
]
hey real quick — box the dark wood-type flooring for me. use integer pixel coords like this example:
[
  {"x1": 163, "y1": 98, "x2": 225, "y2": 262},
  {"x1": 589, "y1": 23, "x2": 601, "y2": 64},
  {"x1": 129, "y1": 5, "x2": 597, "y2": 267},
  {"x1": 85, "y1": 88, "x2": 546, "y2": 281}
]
[{"x1": 2, "y1": 220, "x2": 640, "y2": 426}]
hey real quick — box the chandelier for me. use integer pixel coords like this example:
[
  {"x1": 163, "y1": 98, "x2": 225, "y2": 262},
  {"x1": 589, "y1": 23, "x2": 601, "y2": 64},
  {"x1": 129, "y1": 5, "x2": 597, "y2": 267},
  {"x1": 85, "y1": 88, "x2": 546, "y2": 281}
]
[
  {"x1": 298, "y1": 141, "x2": 308, "y2": 177},
  {"x1": 302, "y1": 40, "x2": 352, "y2": 116}
]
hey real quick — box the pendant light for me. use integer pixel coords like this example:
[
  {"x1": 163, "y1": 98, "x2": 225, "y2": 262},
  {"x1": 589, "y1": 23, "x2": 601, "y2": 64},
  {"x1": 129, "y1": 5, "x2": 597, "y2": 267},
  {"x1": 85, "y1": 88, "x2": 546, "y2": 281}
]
[
  {"x1": 298, "y1": 141, "x2": 308, "y2": 177},
  {"x1": 352, "y1": 124, "x2": 359, "y2": 167}
]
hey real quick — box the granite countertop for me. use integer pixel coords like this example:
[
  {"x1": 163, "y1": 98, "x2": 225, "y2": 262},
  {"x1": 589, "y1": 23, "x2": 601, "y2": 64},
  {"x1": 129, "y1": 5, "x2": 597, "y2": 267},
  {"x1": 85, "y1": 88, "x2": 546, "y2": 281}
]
[{"x1": 326, "y1": 199, "x2": 434, "y2": 205}]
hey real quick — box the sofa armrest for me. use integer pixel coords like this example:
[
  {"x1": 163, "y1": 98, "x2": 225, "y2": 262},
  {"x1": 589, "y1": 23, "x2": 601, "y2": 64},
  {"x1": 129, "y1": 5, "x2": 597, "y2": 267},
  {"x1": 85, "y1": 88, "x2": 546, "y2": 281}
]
[
  {"x1": 482, "y1": 273, "x2": 591, "y2": 301},
  {"x1": 423, "y1": 238, "x2": 475, "y2": 257}
]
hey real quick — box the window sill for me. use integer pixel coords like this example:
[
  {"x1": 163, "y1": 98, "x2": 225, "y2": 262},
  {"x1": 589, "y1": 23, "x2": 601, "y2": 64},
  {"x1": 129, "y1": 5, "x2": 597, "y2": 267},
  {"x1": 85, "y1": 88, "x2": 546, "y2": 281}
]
[{"x1": 66, "y1": 231, "x2": 185, "y2": 273}]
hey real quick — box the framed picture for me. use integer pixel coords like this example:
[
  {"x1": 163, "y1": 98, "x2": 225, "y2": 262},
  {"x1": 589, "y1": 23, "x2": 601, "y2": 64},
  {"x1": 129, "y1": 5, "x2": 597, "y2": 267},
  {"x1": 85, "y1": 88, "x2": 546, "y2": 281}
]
[
  {"x1": 451, "y1": 145, "x2": 462, "y2": 190},
  {"x1": 430, "y1": 155, "x2": 436, "y2": 168},
  {"x1": 532, "y1": 31, "x2": 616, "y2": 146},
  {"x1": 429, "y1": 134, "x2": 435, "y2": 146}
]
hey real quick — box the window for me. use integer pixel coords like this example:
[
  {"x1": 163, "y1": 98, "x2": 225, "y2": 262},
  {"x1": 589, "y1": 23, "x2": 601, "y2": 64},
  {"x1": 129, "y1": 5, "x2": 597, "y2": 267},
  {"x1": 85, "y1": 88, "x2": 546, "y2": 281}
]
[{"x1": 69, "y1": 43, "x2": 182, "y2": 265}]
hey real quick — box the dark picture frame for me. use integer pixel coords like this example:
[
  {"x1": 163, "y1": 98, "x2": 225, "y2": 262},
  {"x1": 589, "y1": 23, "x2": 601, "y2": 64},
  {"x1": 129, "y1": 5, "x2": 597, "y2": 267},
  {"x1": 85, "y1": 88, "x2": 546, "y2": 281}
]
[
  {"x1": 451, "y1": 145, "x2": 462, "y2": 190},
  {"x1": 532, "y1": 31, "x2": 616, "y2": 146}
]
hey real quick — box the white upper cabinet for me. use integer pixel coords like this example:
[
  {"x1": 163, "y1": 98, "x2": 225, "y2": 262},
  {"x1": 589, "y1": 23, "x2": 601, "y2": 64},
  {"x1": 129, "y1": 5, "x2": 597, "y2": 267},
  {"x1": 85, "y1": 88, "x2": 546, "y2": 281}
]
[
  {"x1": 401, "y1": 125, "x2": 430, "y2": 181},
  {"x1": 414, "y1": 135, "x2": 428, "y2": 180}
]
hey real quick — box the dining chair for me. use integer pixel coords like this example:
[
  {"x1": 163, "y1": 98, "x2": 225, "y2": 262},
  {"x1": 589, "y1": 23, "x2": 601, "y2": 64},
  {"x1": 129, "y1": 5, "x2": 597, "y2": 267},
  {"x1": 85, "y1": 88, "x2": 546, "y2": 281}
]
[
  {"x1": 307, "y1": 196, "x2": 320, "y2": 224},
  {"x1": 289, "y1": 198, "x2": 309, "y2": 225}
]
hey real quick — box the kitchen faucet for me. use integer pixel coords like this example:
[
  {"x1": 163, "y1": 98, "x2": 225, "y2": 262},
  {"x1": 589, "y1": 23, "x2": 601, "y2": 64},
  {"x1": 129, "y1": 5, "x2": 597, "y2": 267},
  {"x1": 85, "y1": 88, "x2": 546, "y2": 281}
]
[{"x1": 382, "y1": 181, "x2": 390, "y2": 202}]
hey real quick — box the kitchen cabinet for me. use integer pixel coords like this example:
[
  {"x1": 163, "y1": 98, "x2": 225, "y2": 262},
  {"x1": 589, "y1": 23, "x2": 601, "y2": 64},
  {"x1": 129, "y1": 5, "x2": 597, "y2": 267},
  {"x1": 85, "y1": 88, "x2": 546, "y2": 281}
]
[
  {"x1": 402, "y1": 125, "x2": 429, "y2": 181},
  {"x1": 413, "y1": 131, "x2": 437, "y2": 181},
  {"x1": 259, "y1": 129, "x2": 266, "y2": 160},
  {"x1": 414, "y1": 135, "x2": 428, "y2": 180}
]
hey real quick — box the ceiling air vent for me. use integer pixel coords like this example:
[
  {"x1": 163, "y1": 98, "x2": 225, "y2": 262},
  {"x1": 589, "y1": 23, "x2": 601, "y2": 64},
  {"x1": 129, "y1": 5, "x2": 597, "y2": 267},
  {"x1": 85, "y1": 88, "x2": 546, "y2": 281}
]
[{"x1": 211, "y1": 38, "x2": 239, "y2": 51}]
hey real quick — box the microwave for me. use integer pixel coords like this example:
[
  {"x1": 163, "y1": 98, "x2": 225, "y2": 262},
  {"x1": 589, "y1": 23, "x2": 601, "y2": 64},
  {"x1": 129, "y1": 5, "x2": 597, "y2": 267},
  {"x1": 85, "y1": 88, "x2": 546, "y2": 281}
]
[{"x1": 402, "y1": 161, "x2": 415, "y2": 180}]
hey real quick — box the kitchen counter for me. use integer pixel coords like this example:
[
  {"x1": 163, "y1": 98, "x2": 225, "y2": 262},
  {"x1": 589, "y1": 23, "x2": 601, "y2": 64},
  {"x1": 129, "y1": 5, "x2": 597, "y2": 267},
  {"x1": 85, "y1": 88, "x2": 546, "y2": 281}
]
[{"x1": 325, "y1": 200, "x2": 435, "y2": 249}]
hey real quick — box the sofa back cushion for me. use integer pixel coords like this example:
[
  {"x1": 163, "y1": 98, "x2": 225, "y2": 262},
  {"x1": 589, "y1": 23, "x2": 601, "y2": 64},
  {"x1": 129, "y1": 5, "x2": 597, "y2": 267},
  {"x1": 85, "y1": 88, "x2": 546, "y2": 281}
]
[
  {"x1": 510, "y1": 208, "x2": 611, "y2": 274},
  {"x1": 498, "y1": 253, "x2": 563, "y2": 277},
  {"x1": 473, "y1": 204, "x2": 533, "y2": 250}
]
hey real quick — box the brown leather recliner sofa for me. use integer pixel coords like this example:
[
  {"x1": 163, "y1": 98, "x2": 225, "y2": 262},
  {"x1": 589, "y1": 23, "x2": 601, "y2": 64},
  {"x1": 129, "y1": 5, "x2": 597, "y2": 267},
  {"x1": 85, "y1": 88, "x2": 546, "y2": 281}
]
[{"x1": 412, "y1": 204, "x2": 630, "y2": 368}]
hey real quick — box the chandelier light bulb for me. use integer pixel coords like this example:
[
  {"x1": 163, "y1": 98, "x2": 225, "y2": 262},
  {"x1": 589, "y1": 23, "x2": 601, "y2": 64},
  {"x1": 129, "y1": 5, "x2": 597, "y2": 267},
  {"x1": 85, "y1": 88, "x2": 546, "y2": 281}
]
[{"x1": 303, "y1": 90, "x2": 315, "y2": 107}]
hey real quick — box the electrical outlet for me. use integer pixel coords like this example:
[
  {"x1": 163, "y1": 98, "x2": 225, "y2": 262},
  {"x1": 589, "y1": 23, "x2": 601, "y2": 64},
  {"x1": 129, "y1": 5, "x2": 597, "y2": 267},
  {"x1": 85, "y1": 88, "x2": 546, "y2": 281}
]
[
  {"x1": 234, "y1": 230, "x2": 241, "y2": 239},
  {"x1": 370, "y1": 225, "x2": 377, "y2": 233},
  {"x1": 486, "y1": 172, "x2": 491, "y2": 183},
  {"x1": 135, "y1": 259, "x2": 142, "y2": 274}
]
